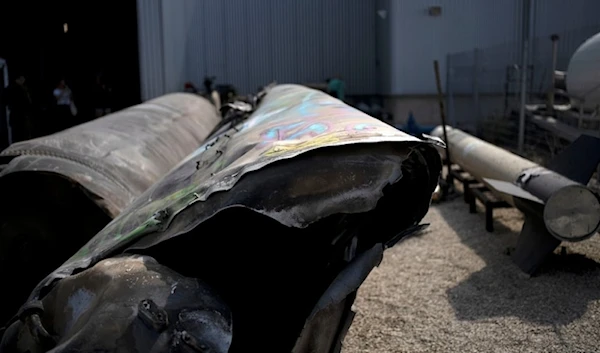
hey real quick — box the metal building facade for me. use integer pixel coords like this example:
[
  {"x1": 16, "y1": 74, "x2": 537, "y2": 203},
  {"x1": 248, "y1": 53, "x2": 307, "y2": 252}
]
[
  {"x1": 137, "y1": 0, "x2": 377, "y2": 101},
  {"x1": 386, "y1": 0, "x2": 600, "y2": 95},
  {"x1": 137, "y1": 0, "x2": 165, "y2": 101},
  {"x1": 531, "y1": 0, "x2": 600, "y2": 71},
  {"x1": 387, "y1": 0, "x2": 523, "y2": 95},
  {"x1": 138, "y1": 0, "x2": 600, "y2": 100}
]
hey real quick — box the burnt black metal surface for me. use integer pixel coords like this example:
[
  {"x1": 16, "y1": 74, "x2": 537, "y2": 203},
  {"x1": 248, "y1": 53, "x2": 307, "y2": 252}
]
[
  {"x1": 0, "y1": 93, "x2": 220, "y2": 327},
  {"x1": 545, "y1": 134, "x2": 600, "y2": 184},
  {"x1": 2, "y1": 85, "x2": 443, "y2": 352},
  {"x1": 0, "y1": 254, "x2": 232, "y2": 353}
]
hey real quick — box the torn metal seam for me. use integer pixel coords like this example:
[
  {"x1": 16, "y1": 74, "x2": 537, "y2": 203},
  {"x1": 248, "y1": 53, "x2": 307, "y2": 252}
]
[{"x1": 517, "y1": 166, "x2": 553, "y2": 186}]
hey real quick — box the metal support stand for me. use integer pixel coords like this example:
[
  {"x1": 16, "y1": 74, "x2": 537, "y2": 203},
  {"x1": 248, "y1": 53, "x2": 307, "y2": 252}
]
[
  {"x1": 448, "y1": 165, "x2": 512, "y2": 233},
  {"x1": 511, "y1": 200, "x2": 562, "y2": 275},
  {"x1": 448, "y1": 166, "x2": 476, "y2": 203},
  {"x1": 433, "y1": 59, "x2": 458, "y2": 200},
  {"x1": 468, "y1": 185, "x2": 512, "y2": 233},
  {"x1": 449, "y1": 165, "x2": 559, "y2": 273}
]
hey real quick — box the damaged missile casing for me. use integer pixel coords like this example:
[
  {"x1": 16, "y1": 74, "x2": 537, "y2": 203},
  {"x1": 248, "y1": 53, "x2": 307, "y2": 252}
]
[
  {"x1": 2, "y1": 84, "x2": 442, "y2": 353},
  {"x1": 430, "y1": 125, "x2": 537, "y2": 206},
  {"x1": 0, "y1": 93, "x2": 220, "y2": 327},
  {"x1": 431, "y1": 125, "x2": 600, "y2": 273}
]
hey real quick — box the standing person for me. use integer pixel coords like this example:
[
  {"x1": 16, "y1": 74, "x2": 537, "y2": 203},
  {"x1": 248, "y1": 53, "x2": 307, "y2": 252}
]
[
  {"x1": 327, "y1": 75, "x2": 346, "y2": 101},
  {"x1": 203, "y1": 76, "x2": 215, "y2": 95},
  {"x1": 93, "y1": 73, "x2": 112, "y2": 118},
  {"x1": 184, "y1": 82, "x2": 198, "y2": 94},
  {"x1": 53, "y1": 78, "x2": 77, "y2": 130},
  {"x1": 4, "y1": 74, "x2": 33, "y2": 142}
]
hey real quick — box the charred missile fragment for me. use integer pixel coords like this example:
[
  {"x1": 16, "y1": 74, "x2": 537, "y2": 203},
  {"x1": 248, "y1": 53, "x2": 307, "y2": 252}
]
[{"x1": 2, "y1": 85, "x2": 442, "y2": 353}]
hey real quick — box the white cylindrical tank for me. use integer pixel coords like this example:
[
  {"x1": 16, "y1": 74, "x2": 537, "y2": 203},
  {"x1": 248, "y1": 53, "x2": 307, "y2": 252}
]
[{"x1": 566, "y1": 31, "x2": 600, "y2": 110}]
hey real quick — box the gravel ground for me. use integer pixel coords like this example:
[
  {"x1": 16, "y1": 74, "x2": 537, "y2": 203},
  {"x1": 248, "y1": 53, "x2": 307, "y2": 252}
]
[{"x1": 342, "y1": 197, "x2": 600, "y2": 353}]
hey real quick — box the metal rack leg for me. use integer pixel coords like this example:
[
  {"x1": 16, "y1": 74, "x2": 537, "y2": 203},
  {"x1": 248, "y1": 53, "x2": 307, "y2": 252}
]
[{"x1": 485, "y1": 202, "x2": 494, "y2": 232}]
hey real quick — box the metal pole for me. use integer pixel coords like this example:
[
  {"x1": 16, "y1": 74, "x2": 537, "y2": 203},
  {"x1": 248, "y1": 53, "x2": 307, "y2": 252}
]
[
  {"x1": 518, "y1": 0, "x2": 534, "y2": 153},
  {"x1": 517, "y1": 45, "x2": 528, "y2": 153},
  {"x1": 0, "y1": 58, "x2": 11, "y2": 145},
  {"x1": 548, "y1": 34, "x2": 559, "y2": 111},
  {"x1": 445, "y1": 54, "x2": 456, "y2": 126},
  {"x1": 473, "y1": 48, "x2": 480, "y2": 131},
  {"x1": 434, "y1": 60, "x2": 452, "y2": 168}
]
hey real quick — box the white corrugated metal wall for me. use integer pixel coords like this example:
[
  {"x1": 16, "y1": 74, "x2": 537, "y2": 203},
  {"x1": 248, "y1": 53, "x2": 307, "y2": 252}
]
[
  {"x1": 138, "y1": 0, "x2": 600, "y2": 100},
  {"x1": 137, "y1": 0, "x2": 165, "y2": 101},
  {"x1": 387, "y1": 0, "x2": 600, "y2": 95},
  {"x1": 388, "y1": 0, "x2": 523, "y2": 95},
  {"x1": 137, "y1": 0, "x2": 377, "y2": 101}
]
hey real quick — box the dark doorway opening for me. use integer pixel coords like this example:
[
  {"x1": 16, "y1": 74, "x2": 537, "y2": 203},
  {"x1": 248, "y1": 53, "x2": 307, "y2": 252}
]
[{"x1": 0, "y1": 1, "x2": 141, "y2": 146}]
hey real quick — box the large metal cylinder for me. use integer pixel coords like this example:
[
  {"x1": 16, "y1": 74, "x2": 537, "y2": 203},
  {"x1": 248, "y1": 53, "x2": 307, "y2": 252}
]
[
  {"x1": 0, "y1": 93, "x2": 220, "y2": 326},
  {"x1": 431, "y1": 126, "x2": 600, "y2": 242},
  {"x1": 566, "y1": 31, "x2": 600, "y2": 110},
  {"x1": 518, "y1": 167, "x2": 600, "y2": 242}
]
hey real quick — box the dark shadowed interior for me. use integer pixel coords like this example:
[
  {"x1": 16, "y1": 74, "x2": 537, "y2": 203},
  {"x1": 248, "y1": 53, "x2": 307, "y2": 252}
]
[
  {"x1": 0, "y1": 1, "x2": 140, "y2": 147},
  {"x1": 136, "y1": 145, "x2": 440, "y2": 352},
  {"x1": 0, "y1": 172, "x2": 111, "y2": 326},
  {"x1": 0, "y1": 143, "x2": 441, "y2": 352}
]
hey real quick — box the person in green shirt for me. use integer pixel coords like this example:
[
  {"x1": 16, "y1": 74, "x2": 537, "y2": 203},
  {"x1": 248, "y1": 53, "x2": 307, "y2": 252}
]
[{"x1": 326, "y1": 76, "x2": 345, "y2": 101}]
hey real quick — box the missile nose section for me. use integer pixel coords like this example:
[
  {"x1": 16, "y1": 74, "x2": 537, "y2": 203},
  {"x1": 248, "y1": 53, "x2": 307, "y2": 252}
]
[{"x1": 544, "y1": 185, "x2": 600, "y2": 242}]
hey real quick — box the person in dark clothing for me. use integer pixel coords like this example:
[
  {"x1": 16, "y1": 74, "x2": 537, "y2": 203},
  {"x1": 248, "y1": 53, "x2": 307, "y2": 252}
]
[
  {"x1": 93, "y1": 73, "x2": 112, "y2": 118},
  {"x1": 184, "y1": 82, "x2": 199, "y2": 94},
  {"x1": 203, "y1": 76, "x2": 215, "y2": 94},
  {"x1": 4, "y1": 75, "x2": 33, "y2": 142},
  {"x1": 53, "y1": 78, "x2": 77, "y2": 131},
  {"x1": 326, "y1": 75, "x2": 345, "y2": 101}
]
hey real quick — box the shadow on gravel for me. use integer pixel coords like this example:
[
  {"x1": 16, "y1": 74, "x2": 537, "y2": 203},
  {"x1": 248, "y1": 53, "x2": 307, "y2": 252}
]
[{"x1": 436, "y1": 197, "x2": 600, "y2": 326}]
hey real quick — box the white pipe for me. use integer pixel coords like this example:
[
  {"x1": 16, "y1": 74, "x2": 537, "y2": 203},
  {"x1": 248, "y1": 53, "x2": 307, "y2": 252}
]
[{"x1": 431, "y1": 125, "x2": 537, "y2": 206}]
